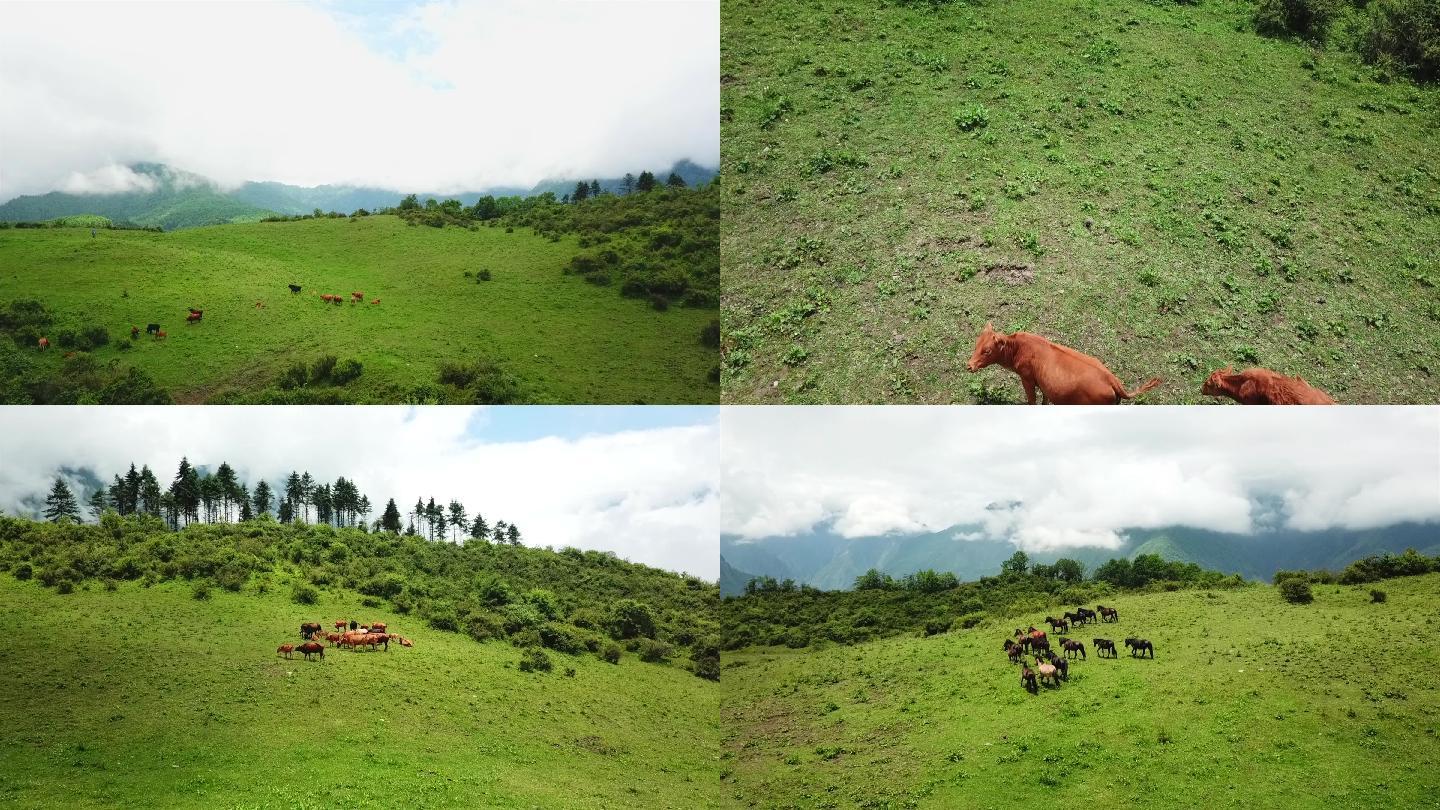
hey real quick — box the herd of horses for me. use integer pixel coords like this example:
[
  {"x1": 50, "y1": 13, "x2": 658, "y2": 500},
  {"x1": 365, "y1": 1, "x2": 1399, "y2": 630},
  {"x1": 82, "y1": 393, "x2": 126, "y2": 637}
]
[
  {"x1": 276, "y1": 619, "x2": 413, "y2": 662},
  {"x1": 35, "y1": 285, "x2": 383, "y2": 352},
  {"x1": 1002, "y1": 605, "x2": 1155, "y2": 694},
  {"x1": 967, "y1": 322, "x2": 1336, "y2": 404}
]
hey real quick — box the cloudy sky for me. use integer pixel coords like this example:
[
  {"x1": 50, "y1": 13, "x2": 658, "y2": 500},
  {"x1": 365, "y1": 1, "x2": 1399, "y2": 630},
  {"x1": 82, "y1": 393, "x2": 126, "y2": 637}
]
[
  {"x1": 0, "y1": 406, "x2": 719, "y2": 579},
  {"x1": 723, "y1": 407, "x2": 1440, "y2": 551},
  {"x1": 0, "y1": 0, "x2": 718, "y2": 198}
]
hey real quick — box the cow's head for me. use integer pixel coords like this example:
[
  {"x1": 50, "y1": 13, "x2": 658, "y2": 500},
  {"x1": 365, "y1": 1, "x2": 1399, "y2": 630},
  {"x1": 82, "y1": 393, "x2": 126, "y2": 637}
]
[
  {"x1": 1201, "y1": 367, "x2": 1233, "y2": 396},
  {"x1": 967, "y1": 322, "x2": 1007, "y2": 372}
]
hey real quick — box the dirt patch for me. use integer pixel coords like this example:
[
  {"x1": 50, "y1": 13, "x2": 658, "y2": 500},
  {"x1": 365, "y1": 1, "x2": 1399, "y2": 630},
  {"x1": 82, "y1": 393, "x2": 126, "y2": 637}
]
[
  {"x1": 575, "y1": 735, "x2": 622, "y2": 756},
  {"x1": 983, "y1": 263, "x2": 1035, "y2": 285}
]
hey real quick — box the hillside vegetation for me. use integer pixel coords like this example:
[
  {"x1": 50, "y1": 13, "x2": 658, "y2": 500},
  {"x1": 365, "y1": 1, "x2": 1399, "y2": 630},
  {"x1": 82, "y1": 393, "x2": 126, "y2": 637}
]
[
  {"x1": 0, "y1": 576, "x2": 718, "y2": 808},
  {"x1": 0, "y1": 214, "x2": 717, "y2": 403},
  {"x1": 720, "y1": 0, "x2": 1440, "y2": 403},
  {"x1": 722, "y1": 572, "x2": 1440, "y2": 808},
  {"x1": 0, "y1": 515, "x2": 719, "y2": 682}
]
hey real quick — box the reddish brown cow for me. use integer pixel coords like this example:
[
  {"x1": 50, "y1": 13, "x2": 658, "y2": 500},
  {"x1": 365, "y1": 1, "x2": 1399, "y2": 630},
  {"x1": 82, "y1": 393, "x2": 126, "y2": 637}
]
[
  {"x1": 364, "y1": 632, "x2": 389, "y2": 651},
  {"x1": 153, "y1": 330, "x2": 167, "y2": 340},
  {"x1": 967, "y1": 322, "x2": 1161, "y2": 404},
  {"x1": 332, "y1": 296, "x2": 343, "y2": 305},
  {"x1": 351, "y1": 291, "x2": 364, "y2": 301},
  {"x1": 37, "y1": 337, "x2": 49, "y2": 351},
  {"x1": 1201, "y1": 367, "x2": 1335, "y2": 405},
  {"x1": 297, "y1": 641, "x2": 325, "y2": 661},
  {"x1": 186, "y1": 311, "x2": 202, "y2": 323},
  {"x1": 321, "y1": 293, "x2": 333, "y2": 302},
  {"x1": 370, "y1": 298, "x2": 380, "y2": 305},
  {"x1": 130, "y1": 326, "x2": 140, "y2": 339},
  {"x1": 398, "y1": 636, "x2": 413, "y2": 648},
  {"x1": 369, "y1": 622, "x2": 387, "y2": 633},
  {"x1": 277, "y1": 644, "x2": 295, "y2": 659},
  {"x1": 325, "y1": 632, "x2": 342, "y2": 644},
  {"x1": 334, "y1": 620, "x2": 347, "y2": 631}
]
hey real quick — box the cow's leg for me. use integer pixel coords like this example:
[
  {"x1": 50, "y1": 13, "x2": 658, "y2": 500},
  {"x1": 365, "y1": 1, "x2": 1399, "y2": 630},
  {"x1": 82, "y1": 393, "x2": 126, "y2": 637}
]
[{"x1": 1022, "y1": 378, "x2": 1037, "y2": 405}]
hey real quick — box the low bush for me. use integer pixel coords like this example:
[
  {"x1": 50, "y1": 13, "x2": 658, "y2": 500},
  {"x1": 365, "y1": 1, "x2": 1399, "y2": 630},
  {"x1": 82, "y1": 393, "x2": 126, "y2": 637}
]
[
  {"x1": 291, "y1": 583, "x2": 318, "y2": 605},
  {"x1": 518, "y1": 647, "x2": 553, "y2": 673},
  {"x1": 1279, "y1": 579, "x2": 1314, "y2": 604}
]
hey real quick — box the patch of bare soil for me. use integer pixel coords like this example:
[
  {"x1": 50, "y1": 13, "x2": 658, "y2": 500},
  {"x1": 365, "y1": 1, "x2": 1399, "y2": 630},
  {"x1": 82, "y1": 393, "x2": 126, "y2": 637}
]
[{"x1": 983, "y1": 263, "x2": 1035, "y2": 285}]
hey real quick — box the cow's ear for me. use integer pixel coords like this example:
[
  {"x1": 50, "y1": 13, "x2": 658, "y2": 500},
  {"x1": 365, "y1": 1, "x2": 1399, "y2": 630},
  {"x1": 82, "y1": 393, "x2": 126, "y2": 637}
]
[{"x1": 983, "y1": 321, "x2": 994, "y2": 333}]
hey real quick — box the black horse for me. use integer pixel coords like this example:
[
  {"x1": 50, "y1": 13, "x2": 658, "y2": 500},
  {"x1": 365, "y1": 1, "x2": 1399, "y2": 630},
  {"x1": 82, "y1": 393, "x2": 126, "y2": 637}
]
[
  {"x1": 1046, "y1": 651, "x2": 1070, "y2": 681},
  {"x1": 1063, "y1": 610, "x2": 1085, "y2": 626},
  {"x1": 1076, "y1": 607, "x2": 1097, "y2": 624},
  {"x1": 1020, "y1": 662, "x2": 1038, "y2": 694},
  {"x1": 289, "y1": 284, "x2": 302, "y2": 293},
  {"x1": 1061, "y1": 639, "x2": 1086, "y2": 660},
  {"x1": 1093, "y1": 638, "x2": 1117, "y2": 658},
  {"x1": 1124, "y1": 637, "x2": 1154, "y2": 658}
]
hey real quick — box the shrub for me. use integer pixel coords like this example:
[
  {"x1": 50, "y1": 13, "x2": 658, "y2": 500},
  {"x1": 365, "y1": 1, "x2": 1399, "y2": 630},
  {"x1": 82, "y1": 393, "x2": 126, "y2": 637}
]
[
  {"x1": 538, "y1": 623, "x2": 586, "y2": 654},
  {"x1": 437, "y1": 359, "x2": 521, "y2": 404},
  {"x1": 1254, "y1": 0, "x2": 1345, "y2": 39},
  {"x1": 599, "y1": 642, "x2": 622, "y2": 664},
  {"x1": 291, "y1": 583, "x2": 319, "y2": 605},
  {"x1": 955, "y1": 104, "x2": 991, "y2": 131},
  {"x1": 608, "y1": 599, "x2": 656, "y2": 639},
  {"x1": 953, "y1": 611, "x2": 986, "y2": 630},
  {"x1": 635, "y1": 638, "x2": 674, "y2": 663},
  {"x1": 477, "y1": 268, "x2": 492, "y2": 281},
  {"x1": 1370, "y1": 589, "x2": 1388, "y2": 603},
  {"x1": 468, "y1": 612, "x2": 505, "y2": 642},
  {"x1": 12, "y1": 562, "x2": 32, "y2": 580},
  {"x1": 103, "y1": 578, "x2": 118, "y2": 592},
  {"x1": 1279, "y1": 579, "x2": 1314, "y2": 604},
  {"x1": 56, "y1": 580, "x2": 74, "y2": 594},
  {"x1": 700, "y1": 320, "x2": 720, "y2": 348},
  {"x1": 278, "y1": 363, "x2": 308, "y2": 390},
  {"x1": 192, "y1": 581, "x2": 212, "y2": 600},
  {"x1": 922, "y1": 618, "x2": 950, "y2": 637},
  {"x1": 693, "y1": 655, "x2": 720, "y2": 681},
  {"x1": 1359, "y1": 0, "x2": 1440, "y2": 82},
  {"x1": 332, "y1": 359, "x2": 363, "y2": 385},
  {"x1": 310, "y1": 355, "x2": 338, "y2": 382},
  {"x1": 518, "y1": 647, "x2": 553, "y2": 673}
]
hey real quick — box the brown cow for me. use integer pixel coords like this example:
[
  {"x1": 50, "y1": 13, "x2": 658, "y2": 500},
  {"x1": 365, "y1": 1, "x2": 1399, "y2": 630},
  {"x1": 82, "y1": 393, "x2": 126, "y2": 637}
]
[
  {"x1": 341, "y1": 631, "x2": 368, "y2": 650},
  {"x1": 297, "y1": 641, "x2": 325, "y2": 661},
  {"x1": 321, "y1": 293, "x2": 333, "y2": 302},
  {"x1": 369, "y1": 622, "x2": 387, "y2": 633},
  {"x1": 153, "y1": 330, "x2": 167, "y2": 340},
  {"x1": 370, "y1": 298, "x2": 380, "y2": 305},
  {"x1": 325, "y1": 632, "x2": 342, "y2": 644},
  {"x1": 364, "y1": 632, "x2": 389, "y2": 651},
  {"x1": 398, "y1": 636, "x2": 413, "y2": 648},
  {"x1": 1201, "y1": 367, "x2": 1335, "y2": 405},
  {"x1": 186, "y1": 310, "x2": 202, "y2": 323},
  {"x1": 967, "y1": 322, "x2": 1161, "y2": 404},
  {"x1": 334, "y1": 620, "x2": 347, "y2": 632},
  {"x1": 300, "y1": 622, "x2": 323, "y2": 639},
  {"x1": 351, "y1": 291, "x2": 364, "y2": 301},
  {"x1": 130, "y1": 326, "x2": 140, "y2": 340},
  {"x1": 277, "y1": 643, "x2": 295, "y2": 659},
  {"x1": 37, "y1": 337, "x2": 49, "y2": 351}
]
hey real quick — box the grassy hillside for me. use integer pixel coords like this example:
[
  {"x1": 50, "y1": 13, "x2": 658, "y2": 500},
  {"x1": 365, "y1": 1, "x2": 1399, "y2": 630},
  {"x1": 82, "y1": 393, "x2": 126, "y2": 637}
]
[
  {"x1": 720, "y1": 0, "x2": 1440, "y2": 403},
  {"x1": 0, "y1": 187, "x2": 273, "y2": 230},
  {"x1": 0, "y1": 577, "x2": 719, "y2": 808},
  {"x1": 0, "y1": 215, "x2": 717, "y2": 403},
  {"x1": 721, "y1": 573, "x2": 1440, "y2": 808}
]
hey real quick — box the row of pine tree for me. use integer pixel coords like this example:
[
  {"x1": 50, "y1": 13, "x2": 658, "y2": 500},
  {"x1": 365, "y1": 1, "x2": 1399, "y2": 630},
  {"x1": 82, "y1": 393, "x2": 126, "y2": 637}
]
[{"x1": 39, "y1": 459, "x2": 522, "y2": 544}]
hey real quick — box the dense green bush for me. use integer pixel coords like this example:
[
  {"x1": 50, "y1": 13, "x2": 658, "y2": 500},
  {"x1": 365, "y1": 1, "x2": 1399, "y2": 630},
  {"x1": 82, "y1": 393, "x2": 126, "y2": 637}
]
[
  {"x1": 1254, "y1": 0, "x2": 1346, "y2": 39},
  {"x1": 599, "y1": 642, "x2": 622, "y2": 664},
  {"x1": 1359, "y1": 0, "x2": 1439, "y2": 81},
  {"x1": 1279, "y1": 579, "x2": 1315, "y2": 604},
  {"x1": 608, "y1": 599, "x2": 657, "y2": 639},
  {"x1": 1370, "y1": 589, "x2": 1388, "y2": 603},
  {"x1": 518, "y1": 647, "x2": 553, "y2": 673},
  {"x1": 291, "y1": 583, "x2": 318, "y2": 605}
]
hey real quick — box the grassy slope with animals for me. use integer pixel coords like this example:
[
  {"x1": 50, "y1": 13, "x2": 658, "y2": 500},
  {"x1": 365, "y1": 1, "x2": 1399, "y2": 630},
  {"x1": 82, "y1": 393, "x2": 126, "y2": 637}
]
[
  {"x1": 720, "y1": 0, "x2": 1440, "y2": 403},
  {"x1": 721, "y1": 574, "x2": 1440, "y2": 808},
  {"x1": 0, "y1": 577, "x2": 719, "y2": 809},
  {"x1": 0, "y1": 215, "x2": 716, "y2": 403}
]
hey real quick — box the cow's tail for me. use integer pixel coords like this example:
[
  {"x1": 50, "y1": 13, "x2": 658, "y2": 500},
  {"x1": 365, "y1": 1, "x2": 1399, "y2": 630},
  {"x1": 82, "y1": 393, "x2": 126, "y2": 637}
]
[{"x1": 1119, "y1": 377, "x2": 1162, "y2": 400}]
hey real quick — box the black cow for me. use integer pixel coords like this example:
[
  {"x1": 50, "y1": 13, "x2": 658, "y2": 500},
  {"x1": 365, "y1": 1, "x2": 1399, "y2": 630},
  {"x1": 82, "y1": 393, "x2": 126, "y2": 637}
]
[
  {"x1": 146, "y1": 323, "x2": 161, "y2": 335},
  {"x1": 289, "y1": 284, "x2": 302, "y2": 294}
]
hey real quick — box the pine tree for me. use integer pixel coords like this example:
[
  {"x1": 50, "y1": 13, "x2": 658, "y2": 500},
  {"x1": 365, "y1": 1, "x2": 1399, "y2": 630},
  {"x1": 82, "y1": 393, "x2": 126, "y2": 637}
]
[
  {"x1": 215, "y1": 462, "x2": 239, "y2": 522},
  {"x1": 123, "y1": 463, "x2": 142, "y2": 514},
  {"x1": 666, "y1": 171, "x2": 686, "y2": 188},
  {"x1": 299, "y1": 472, "x2": 315, "y2": 523},
  {"x1": 278, "y1": 500, "x2": 294, "y2": 525},
  {"x1": 572, "y1": 181, "x2": 589, "y2": 203},
  {"x1": 507, "y1": 523, "x2": 521, "y2": 546},
  {"x1": 44, "y1": 477, "x2": 80, "y2": 523},
  {"x1": 636, "y1": 170, "x2": 657, "y2": 192},
  {"x1": 447, "y1": 500, "x2": 467, "y2": 542},
  {"x1": 171, "y1": 458, "x2": 200, "y2": 526},
  {"x1": 381, "y1": 498, "x2": 402, "y2": 533},
  {"x1": 589, "y1": 179, "x2": 601, "y2": 198},
  {"x1": 138, "y1": 465, "x2": 162, "y2": 516},
  {"x1": 252, "y1": 480, "x2": 273, "y2": 516},
  {"x1": 470, "y1": 513, "x2": 489, "y2": 541},
  {"x1": 87, "y1": 488, "x2": 108, "y2": 521},
  {"x1": 284, "y1": 473, "x2": 303, "y2": 523},
  {"x1": 621, "y1": 172, "x2": 635, "y2": 194}
]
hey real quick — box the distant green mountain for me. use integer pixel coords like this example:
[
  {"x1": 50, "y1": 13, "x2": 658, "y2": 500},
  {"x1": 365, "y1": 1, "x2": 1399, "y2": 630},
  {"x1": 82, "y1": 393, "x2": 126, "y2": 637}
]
[
  {"x1": 720, "y1": 556, "x2": 762, "y2": 597},
  {"x1": 0, "y1": 160, "x2": 719, "y2": 231},
  {"x1": 723, "y1": 521, "x2": 1440, "y2": 589}
]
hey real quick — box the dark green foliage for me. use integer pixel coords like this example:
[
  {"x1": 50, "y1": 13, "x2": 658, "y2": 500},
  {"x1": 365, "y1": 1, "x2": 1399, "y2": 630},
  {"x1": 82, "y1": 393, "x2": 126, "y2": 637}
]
[
  {"x1": 1360, "y1": 0, "x2": 1440, "y2": 81},
  {"x1": 1253, "y1": 0, "x2": 1346, "y2": 39},
  {"x1": 608, "y1": 599, "x2": 657, "y2": 640},
  {"x1": 635, "y1": 639, "x2": 674, "y2": 663},
  {"x1": 701, "y1": 320, "x2": 720, "y2": 348},
  {"x1": 518, "y1": 647, "x2": 553, "y2": 673},
  {"x1": 291, "y1": 583, "x2": 318, "y2": 605},
  {"x1": 12, "y1": 562, "x2": 32, "y2": 580},
  {"x1": 1370, "y1": 588, "x2": 1388, "y2": 603},
  {"x1": 437, "y1": 358, "x2": 522, "y2": 404},
  {"x1": 192, "y1": 581, "x2": 212, "y2": 601},
  {"x1": 1279, "y1": 578, "x2": 1314, "y2": 604},
  {"x1": 600, "y1": 642, "x2": 622, "y2": 664}
]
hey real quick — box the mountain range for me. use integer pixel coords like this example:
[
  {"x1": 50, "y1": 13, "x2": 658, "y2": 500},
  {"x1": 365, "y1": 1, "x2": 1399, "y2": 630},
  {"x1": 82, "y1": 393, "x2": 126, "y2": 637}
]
[
  {"x1": 0, "y1": 160, "x2": 717, "y2": 230},
  {"x1": 720, "y1": 521, "x2": 1440, "y2": 596}
]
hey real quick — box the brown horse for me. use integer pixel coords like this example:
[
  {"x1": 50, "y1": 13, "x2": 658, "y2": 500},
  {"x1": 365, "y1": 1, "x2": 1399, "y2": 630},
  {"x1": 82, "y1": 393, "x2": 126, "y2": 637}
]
[
  {"x1": 1046, "y1": 651, "x2": 1070, "y2": 681},
  {"x1": 1031, "y1": 637, "x2": 1051, "y2": 657},
  {"x1": 1097, "y1": 605, "x2": 1118, "y2": 622},
  {"x1": 1020, "y1": 662, "x2": 1038, "y2": 694},
  {"x1": 1004, "y1": 639, "x2": 1024, "y2": 664},
  {"x1": 297, "y1": 641, "x2": 325, "y2": 661},
  {"x1": 276, "y1": 643, "x2": 294, "y2": 659},
  {"x1": 1061, "y1": 639, "x2": 1086, "y2": 660},
  {"x1": 1093, "y1": 638, "x2": 1117, "y2": 658},
  {"x1": 1124, "y1": 638, "x2": 1154, "y2": 658}
]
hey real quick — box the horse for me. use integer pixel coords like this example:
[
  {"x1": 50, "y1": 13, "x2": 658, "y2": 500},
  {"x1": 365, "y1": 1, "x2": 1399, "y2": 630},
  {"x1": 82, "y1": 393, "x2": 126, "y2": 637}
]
[
  {"x1": 1046, "y1": 651, "x2": 1070, "y2": 681},
  {"x1": 1063, "y1": 610, "x2": 1085, "y2": 626},
  {"x1": 277, "y1": 644, "x2": 294, "y2": 659},
  {"x1": 297, "y1": 641, "x2": 325, "y2": 661},
  {"x1": 1046, "y1": 617, "x2": 1069, "y2": 635},
  {"x1": 1004, "y1": 639, "x2": 1024, "y2": 664},
  {"x1": 1093, "y1": 638, "x2": 1117, "y2": 658},
  {"x1": 1031, "y1": 637, "x2": 1051, "y2": 657},
  {"x1": 1124, "y1": 638, "x2": 1154, "y2": 658},
  {"x1": 1036, "y1": 659, "x2": 1060, "y2": 687},
  {"x1": 1020, "y1": 662, "x2": 1038, "y2": 694},
  {"x1": 289, "y1": 284, "x2": 302, "y2": 294},
  {"x1": 1061, "y1": 639, "x2": 1086, "y2": 660},
  {"x1": 1098, "y1": 605, "x2": 1119, "y2": 622},
  {"x1": 1076, "y1": 607, "x2": 1097, "y2": 624}
]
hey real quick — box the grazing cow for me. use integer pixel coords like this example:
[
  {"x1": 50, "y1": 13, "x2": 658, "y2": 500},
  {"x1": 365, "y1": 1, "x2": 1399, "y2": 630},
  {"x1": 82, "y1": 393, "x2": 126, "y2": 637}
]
[
  {"x1": 1202, "y1": 367, "x2": 1335, "y2": 405},
  {"x1": 130, "y1": 326, "x2": 140, "y2": 340},
  {"x1": 186, "y1": 310, "x2": 202, "y2": 323},
  {"x1": 370, "y1": 298, "x2": 380, "y2": 305},
  {"x1": 1061, "y1": 639, "x2": 1086, "y2": 660},
  {"x1": 967, "y1": 322, "x2": 1162, "y2": 404},
  {"x1": 297, "y1": 641, "x2": 325, "y2": 661},
  {"x1": 300, "y1": 622, "x2": 323, "y2": 639},
  {"x1": 1020, "y1": 662, "x2": 1038, "y2": 694},
  {"x1": 289, "y1": 284, "x2": 302, "y2": 294},
  {"x1": 397, "y1": 636, "x2": 413, "y2": 648},
  {"x1": 1036, "y1": 659, "x2": 1060, "y2": 687},
  {"x1": 351, "y1": 291, "x2": 364, "y2": 301},
  {"x1": 334, "y1": 620, "x2": 347, "y2": 632},
  {"x1": 146, "y1": 323, "x2": 161, "y2": 335},
  {"x1": 1097, "y1": 605, "x2": 1119, "y2": 622},
  {"x1": 1124, "y1": 638, "x2": 1154, "y2": 658},
  {"x1": 153, "y1": 330, "x2": 167, "y2": 340},
  {"x1": 332, "y1": 296, "x2": 343, "y2": 306},
  {"x1": 277, "y1": 643, "x2": 295, "y2": 659},
  {"x1": 37, "y1": 337, "x2": 49, "y2": 351},
  {"x1": 370, "y1": 622, "x2": 387, "y2": 633},
  {"x1": 341, "y1": 631, "x2": 368, "y2": 650},
  {"x1": 1093, "y1": 639, "x2": 1117, "y2": 658},
  {"x1": 364, "y1": 632, "x2": 389, "y2": 652},
  {"x1": 320, "y1": 293, "x2": 332, "y2": 302}
]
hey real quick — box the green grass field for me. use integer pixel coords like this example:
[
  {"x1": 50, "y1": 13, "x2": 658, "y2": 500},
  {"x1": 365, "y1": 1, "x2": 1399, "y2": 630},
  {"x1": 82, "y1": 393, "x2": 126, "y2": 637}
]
[
  {"x1": 0, "y1": 215, "x2": 717, "y2": 403},
  {"x1": 721, "y1": 574, "x2": 1440, "y2": 808},
  {"x1": 0, "y1": 576, "x2": 719, "y2": 809},
  {"x1": 720, "y1": 0, "x2": 1440, "y2": 403}
]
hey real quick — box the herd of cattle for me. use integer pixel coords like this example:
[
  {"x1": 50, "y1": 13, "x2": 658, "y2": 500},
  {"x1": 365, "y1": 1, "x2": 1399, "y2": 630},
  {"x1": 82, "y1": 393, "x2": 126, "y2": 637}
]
[
  {"x1": 1001, "y1": 605, "x2": 1155, "y2": 694},
  {"x1": 276, "y1": 619, "x2": 414, "y2": 662},
  {"x1": 33, "y1": 284, "x2": 381, "y2": 352},
  {"x1": 967, "y1": 322, "x2": 1336, "y2": 404}
]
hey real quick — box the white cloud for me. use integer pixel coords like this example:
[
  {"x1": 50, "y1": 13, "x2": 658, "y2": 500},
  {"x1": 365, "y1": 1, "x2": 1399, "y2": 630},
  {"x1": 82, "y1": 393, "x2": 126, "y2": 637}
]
[
  {"x1": 0, "y1": 0, "x2": 718, "y2": 197},
  {"x1": 0, "y1": 406, "x2": 719, "y2": 579},
  {"x1": 59, "y1": 164, "x2": 158, "y2": 195},
  {"x1": 721, "y1": 407, "x2": 1440, "y2": 549}
]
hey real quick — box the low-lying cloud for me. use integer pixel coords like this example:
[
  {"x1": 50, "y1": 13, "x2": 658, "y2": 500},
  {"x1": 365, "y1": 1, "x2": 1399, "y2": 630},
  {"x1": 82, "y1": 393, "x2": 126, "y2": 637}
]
[{"x1": 721, "y1": 407, "x2": 1440, "y2": 549}]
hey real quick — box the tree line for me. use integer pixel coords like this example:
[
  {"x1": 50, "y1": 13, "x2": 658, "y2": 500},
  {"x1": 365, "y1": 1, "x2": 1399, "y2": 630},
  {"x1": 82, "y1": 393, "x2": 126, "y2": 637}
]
[{"x1": 40, "y1": 460, "x2": 522, "y2": 544}]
